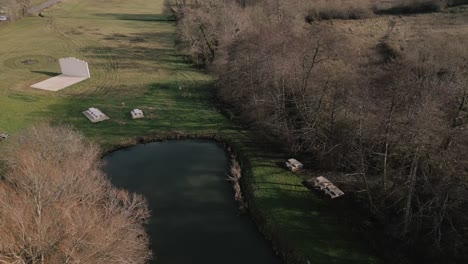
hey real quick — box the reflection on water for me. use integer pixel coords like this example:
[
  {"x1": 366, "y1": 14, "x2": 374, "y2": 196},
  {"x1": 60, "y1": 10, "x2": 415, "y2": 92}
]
[{"x1": 104, "y1": 141, "x2": 281, "y2": 264}]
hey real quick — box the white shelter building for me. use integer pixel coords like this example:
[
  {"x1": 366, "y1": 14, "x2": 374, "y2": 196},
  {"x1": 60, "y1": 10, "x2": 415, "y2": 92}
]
[
  {"x1": 131, "y1": 109, "x2": 144, "y2": 119},
  {"x1": 83, "y1": 107, "x2": 109, "y2": 123}
]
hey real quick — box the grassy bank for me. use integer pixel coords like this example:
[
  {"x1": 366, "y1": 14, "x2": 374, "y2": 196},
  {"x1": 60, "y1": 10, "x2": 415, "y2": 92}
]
[{"x1": 0, "y1": 0, "x2": 379, "y2": 263}]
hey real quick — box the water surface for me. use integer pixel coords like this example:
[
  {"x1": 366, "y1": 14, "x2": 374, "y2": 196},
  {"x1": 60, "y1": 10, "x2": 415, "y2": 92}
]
[{"x1": 104, "y1": 140, "x2": 281, "y2": 264}]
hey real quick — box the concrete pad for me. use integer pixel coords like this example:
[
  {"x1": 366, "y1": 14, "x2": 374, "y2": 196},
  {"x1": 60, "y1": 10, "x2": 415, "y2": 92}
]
[{"x1": 31, "y1": 75, "x2": 88, "y2": 91}]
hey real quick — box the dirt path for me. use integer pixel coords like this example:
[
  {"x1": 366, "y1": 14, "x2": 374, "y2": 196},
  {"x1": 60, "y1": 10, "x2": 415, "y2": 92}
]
[{"x1": 27, "y1": 0, "x2": 62, "y2": 14}]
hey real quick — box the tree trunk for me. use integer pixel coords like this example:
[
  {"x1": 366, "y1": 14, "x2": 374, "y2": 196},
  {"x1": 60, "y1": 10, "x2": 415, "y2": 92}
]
[{"x1": 403, "y1": 148, "x2": 420, "y2": 234}]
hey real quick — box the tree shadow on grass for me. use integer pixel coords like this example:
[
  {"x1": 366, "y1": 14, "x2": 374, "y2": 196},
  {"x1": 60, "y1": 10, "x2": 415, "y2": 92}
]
[
  {"x1": 94, "y1": 13, "x2": 176, "y2": 22},
  {"x1": 79, "y1": 44, "x2": 192, "y2": 71},
  {"x1": 251, "y1": 171, "x2": 382, "y2": 264},
  {"x1": 34, "y1": 79, "x2": 230, "y2": 143},
  {"x1": 7, "y1": 93, "x2": 41, "y2": 102},
  {"x1": 374, "y1": 2, "x2": 442, "y2": 15},
  {"x1": 254, "y1": 181, "x2": 304, "y2": 188}
]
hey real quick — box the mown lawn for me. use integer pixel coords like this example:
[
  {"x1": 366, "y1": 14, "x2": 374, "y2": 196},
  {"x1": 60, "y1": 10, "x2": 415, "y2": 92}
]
[{"x1": 0, "y1": 0, "x2": 380, "y2": 263}]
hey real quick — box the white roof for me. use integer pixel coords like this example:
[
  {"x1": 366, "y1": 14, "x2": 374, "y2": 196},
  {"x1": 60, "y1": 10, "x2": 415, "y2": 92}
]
[
  {"x1": 287, "y1": 158, "x2": 303, "y2": 166},
  {"x1": 87, "y1": 107, "x2": 104, "y2": 118},
  {"x1": 314, "y1": 176, "x2": 344, "y2": 198}
]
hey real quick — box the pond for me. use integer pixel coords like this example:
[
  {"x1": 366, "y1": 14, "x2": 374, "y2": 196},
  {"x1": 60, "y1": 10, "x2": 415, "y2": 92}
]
[{"x1": 104, "y1": 140, "x2": 281, "y2": 264}]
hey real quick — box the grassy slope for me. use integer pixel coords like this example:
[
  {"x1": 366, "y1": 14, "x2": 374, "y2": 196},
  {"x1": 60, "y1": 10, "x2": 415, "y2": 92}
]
[{"x1": 0, "y1": 0, "x2": 379, "y2": 263}]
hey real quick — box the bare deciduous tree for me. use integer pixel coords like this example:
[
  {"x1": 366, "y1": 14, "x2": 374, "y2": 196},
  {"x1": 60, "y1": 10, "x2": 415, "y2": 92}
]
[
  {"x1": 0, "y1": 124, "x2": 151, "y2": 264},
  {"x1": 173, "y1": 0, "x2": 468, "y2": 261}
]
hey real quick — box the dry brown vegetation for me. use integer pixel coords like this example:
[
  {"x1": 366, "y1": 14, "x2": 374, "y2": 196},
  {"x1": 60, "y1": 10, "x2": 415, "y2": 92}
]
[
  {"x1": 227, "y1": 158, "x2": 247, "y2": 213},
  {"x1": 0, "y1": 0, "x2": 31, "y2": 21},
  {"x1": 0, "y1": 124, "x2": 151, "y2": 264},
  {"x1": 172, "y1": 0, "x2": 468, "y2": 262}
]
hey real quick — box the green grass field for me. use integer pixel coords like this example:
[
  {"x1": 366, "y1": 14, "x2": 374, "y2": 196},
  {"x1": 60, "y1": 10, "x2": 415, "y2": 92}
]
[{"x1": 0, "y1": 0, "x2": 380, "y2": 263}]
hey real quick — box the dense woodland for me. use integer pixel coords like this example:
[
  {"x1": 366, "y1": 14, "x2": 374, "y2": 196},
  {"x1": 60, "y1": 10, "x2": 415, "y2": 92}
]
[
  {"x1": 0, "y1": 125, "x2": 151, "y2": 263},
  {"x1": 171, "y1": 0, "x2": 468, "y2": 262}
]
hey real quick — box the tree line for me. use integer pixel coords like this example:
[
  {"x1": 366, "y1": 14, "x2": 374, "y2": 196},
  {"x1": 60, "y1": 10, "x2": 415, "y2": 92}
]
[{"x1": 171, "y1": 0, "x2": 468, "y2": 262}]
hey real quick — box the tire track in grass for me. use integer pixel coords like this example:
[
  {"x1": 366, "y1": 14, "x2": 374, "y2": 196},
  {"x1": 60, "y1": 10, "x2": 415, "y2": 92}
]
[
  {"x1": 46, "y1": 17, "x2": 74, "y2": 61},
  {"x1": 53, "y1": 0, "x2": 199, "y2": 96},
  {"x1": 45, "y1": 3, "x2": 198, "y2": 102}
]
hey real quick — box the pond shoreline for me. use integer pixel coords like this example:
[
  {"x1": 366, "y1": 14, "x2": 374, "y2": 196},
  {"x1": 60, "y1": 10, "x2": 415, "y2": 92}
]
[{"x1": 102, "y1": 132, "x2": 289, "y2": 263}]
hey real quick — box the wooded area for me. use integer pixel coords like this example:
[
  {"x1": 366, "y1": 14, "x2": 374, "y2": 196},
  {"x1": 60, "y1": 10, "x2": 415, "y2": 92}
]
[
  {"x1": 0, "y1": 124, "x2": 151, "y2": 263},
  {"x1": 171, "y1": 0, "x2": 468, "y2": 262}
]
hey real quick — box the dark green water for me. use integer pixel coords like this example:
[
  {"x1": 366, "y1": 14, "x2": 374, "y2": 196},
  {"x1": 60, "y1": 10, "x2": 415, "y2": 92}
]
[{"x1": 103, "y1": 141, "x2": 281, "y2": 264}]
